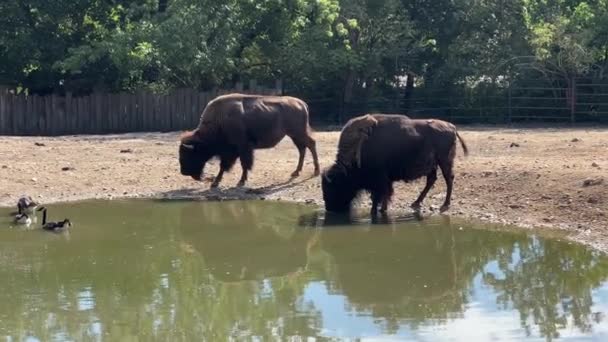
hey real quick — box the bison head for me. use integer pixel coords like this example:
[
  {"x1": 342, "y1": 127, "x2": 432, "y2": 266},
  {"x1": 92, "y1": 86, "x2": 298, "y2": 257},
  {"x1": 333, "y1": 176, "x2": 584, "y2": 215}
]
[
  {"x1": 179, "y1": 129, "x2": 215, "y2": 181},
  {"x1": 321, "y1": 164, "x2": 359, "y2": 213}
]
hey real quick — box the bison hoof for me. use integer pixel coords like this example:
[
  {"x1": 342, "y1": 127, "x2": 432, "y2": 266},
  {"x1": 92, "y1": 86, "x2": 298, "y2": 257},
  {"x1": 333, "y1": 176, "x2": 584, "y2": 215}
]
[
  {"x1": 411, "y1": 202, "x2": 422, "y2": 210},
  {"x1": 290, "y1": 171, "x2": 300, "y2": 178},
  {"x1": 440, "y1": 204, "x2": 450, "y2": 213},
  {"x1": 210, "y1": 182, "x2": 220, "y2": 189},
  {"x1": 237, "y1": 181, "x2": 246, "y2": 187},
  {"x1": 313, "y1": 169, "x2": 320, "y2": 177}
]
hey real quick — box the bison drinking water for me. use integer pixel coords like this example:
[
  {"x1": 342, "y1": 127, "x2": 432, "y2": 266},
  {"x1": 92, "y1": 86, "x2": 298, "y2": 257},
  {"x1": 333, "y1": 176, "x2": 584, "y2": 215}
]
[
  {"x1": 322, "y1": 114, "x2": 468, "y2": 215},
  {"x1": 179, "y1": 93, "x2": 320, "y2": 188}
]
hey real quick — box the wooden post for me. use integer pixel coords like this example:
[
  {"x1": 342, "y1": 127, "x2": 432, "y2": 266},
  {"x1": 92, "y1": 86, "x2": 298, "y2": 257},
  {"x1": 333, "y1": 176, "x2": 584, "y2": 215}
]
[
  {"x1": 65, "y1": 92, "x2": 72, "y2": 135},
  {"x1": 275, "y1": 79, "x2": 283, "y2": 95},
  {"x1": 159, "y1": 95, "x2": 165, "y2": 132},
  {"x1": 75, "y1": 97, "x2": 81, "y2": 134},
  {"x1": 507, "y1": 83, "x2": 512, "y2": 124},
  {"x1": 155, "y1": 93, "x2": 161, "y2": 132},
  {"x1": 570, "y1": 77, "x2": 576, "y2": 124},
  {"x1": 0, "y1": 92, "x2": 5, "y2": 135},
  {"x1": 181, "y1": 89, "x2": 187, "y2": 130},
  {"x1": 49, "y1": 94, "x2": 54, "y2": 135},
  {"x1": 119, "y1": 93, "x2": 125, "y2": 132},
  {"x1": 188, "y1": 89, "x2": 196, "y2": 127},
  {"x1": 9, "y1": 95, "x2": 15, "y2": 135},
  {"x1": 25, "y1": 94, "x2": 33, "y2": 134},
  {"x1": 34, "y1": 95, "x2": 41, "y2": 135},
  {"x1": 108, "y1": 94, "x2": 114, "y2": 133},
  {"x1": 142, "y1": 92, "x2": 148, "y2": 132}
]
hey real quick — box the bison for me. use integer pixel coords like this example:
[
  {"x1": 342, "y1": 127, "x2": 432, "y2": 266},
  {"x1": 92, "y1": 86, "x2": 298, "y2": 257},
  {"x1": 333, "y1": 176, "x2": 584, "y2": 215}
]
[
  {"x1": 179, "y1": 93, "x2": 320, "y2": 188},
  {"x1": 322, "y1": 114, "x2": 468, "y2": 215}
]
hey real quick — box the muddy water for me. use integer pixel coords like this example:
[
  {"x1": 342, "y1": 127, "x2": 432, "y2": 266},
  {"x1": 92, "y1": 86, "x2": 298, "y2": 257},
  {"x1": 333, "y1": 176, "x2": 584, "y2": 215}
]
[{"x1": 1, "y1": 200, "x2": 607, "y2": 341}]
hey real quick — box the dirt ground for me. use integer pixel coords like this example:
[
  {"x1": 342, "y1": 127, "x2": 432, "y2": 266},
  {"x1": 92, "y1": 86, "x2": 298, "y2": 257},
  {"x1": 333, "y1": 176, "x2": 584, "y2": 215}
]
[{"x1": 1, "y1": 126, "x2": 606, "y2": 251}]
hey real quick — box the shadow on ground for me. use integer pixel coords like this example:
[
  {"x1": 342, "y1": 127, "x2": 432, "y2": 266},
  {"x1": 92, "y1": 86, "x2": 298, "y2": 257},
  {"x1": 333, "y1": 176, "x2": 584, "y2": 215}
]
[{"x1": 157, "y1": 175, "x2": 317, "y2": 201}]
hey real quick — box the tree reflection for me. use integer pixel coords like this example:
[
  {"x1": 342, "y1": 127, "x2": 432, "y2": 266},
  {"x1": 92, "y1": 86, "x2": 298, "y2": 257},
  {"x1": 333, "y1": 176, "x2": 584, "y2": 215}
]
[
  {"x1": 1, "y1": 202, "x2": 608, "y2": 341},
  {"x1": 0, "y1": 200, "x2": 323, "y2": 341},
  {"x1": 300, "y1": 211, "x2": 608, "y2": 340},
  {"x1": 482, "y1": 237, "x2": 608, "y2": 341}
]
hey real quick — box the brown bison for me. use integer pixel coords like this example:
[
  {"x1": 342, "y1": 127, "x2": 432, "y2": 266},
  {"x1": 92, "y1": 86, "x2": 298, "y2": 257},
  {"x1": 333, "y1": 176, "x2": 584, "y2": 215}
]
[
  {"x1": 179, "y1": 93, "x2": 320, "y2": 187},
  {"x1": 322, "y1": 114, "x2": 468, "y2": 215}
]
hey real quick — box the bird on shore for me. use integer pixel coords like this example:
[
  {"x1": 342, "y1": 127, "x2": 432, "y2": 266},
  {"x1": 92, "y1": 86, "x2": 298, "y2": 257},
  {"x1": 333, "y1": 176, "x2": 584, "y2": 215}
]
[{"x1": 37, "y1": 207, "x2": 72, "y2": 232}]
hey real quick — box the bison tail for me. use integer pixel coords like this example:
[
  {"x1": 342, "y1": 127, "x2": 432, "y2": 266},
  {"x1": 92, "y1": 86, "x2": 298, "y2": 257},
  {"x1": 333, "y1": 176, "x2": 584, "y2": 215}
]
[
  {"x1": 456, "y1": 131, "x2": 469, "y2": 156},
  {"x1": 301, "y1": 101, "x2": 315, "y2": 135}
]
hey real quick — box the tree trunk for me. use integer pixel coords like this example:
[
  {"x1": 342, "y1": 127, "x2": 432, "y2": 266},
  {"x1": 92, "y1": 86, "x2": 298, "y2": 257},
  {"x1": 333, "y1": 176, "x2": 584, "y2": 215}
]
[
  {"x1": 403, "y1": 73, "x2": 415, "y2": 110},
  {"x1": 344, "y1": 71, "x2": 355, "y2": 104}
]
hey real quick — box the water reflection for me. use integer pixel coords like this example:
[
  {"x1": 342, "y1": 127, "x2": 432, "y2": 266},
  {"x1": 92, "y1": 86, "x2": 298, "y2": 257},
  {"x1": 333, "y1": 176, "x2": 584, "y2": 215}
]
[
  {"x1": 0, "y1": 200, "x2": 607, "y2": 341},
  {"x1": 300, "y1": 210, "x2": 608, "y2": 340},
  {"x1": 178, "y1": 201, "x2": 316, "y2": 282},
  {"x1": 481, "y1": 238, "x2": 608, "y2": 340},
  {"x1": 298, "y1": 209, "x2": 426, "y2": 228},
  {"x1": 301, "y1": 211, "x2": 485, "y2": 332}
]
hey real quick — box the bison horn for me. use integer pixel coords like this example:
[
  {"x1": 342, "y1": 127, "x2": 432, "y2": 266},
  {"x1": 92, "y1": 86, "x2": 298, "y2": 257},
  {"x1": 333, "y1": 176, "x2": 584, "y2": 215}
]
[
  {"x1": 323, "y1": 173, "x2": 332, "y2": 184},
  {"x1": 181, "y1": 143, "x2": 195, "y2": 150}
]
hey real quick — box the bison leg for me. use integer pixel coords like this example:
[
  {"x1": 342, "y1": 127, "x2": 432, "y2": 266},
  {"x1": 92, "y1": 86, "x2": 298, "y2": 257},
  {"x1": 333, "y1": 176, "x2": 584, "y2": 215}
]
[
  {"x1": 237, "y1": 171, "x2": 248, "y2": 187},
  {"x1": 306, "y1": 136, "x2": 320, "y2": 176},
  {"x1": 371, "y1": 176, "x2": 392, "y2": 216},
  {"x1": 371, "y1": 196, "x2": 380, "y2": 217},
  {"x1": 237, "y1": 146, "x2": 254, "y2": 187},
  {"x1": 372, "y1": 194, "x2": 390, "y2": 216},
  {"x1": 211, "y1": 153, "x2": 239, "y2": 188},
  {"x1": 439, "y1": 159, "x2": 455, "y2": 212},
  {"x1": 380, "y1": 183, "x2": 394, "y2": 213},
  {"x1": 289, "y1": 133, "x2": 320, "y2": 177},
  {"x1": 380, "y1": 198, "x2": 389, "y2": 213},
  {"x1": 211, "y1": 170, "x2": 224, "y2": 188},
  {"x1": 411, "y1": 169, "x2": 438, "y2": 210},
  {"x1": 290, "y1": 139, "x2": 307, "y2": 178}
]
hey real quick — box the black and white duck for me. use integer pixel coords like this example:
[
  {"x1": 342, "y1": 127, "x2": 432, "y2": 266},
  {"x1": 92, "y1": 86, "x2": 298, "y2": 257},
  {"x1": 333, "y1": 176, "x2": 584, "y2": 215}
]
[{"x1": 37, "y1": 207, "x2": 72, "y2": 232}]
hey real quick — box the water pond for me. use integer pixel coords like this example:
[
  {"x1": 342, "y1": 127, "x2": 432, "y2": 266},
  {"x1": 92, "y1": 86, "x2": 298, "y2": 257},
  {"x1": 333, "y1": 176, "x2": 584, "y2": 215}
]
[{"x1": 1, "y1": 199, "x2": 607, "y2": 341}]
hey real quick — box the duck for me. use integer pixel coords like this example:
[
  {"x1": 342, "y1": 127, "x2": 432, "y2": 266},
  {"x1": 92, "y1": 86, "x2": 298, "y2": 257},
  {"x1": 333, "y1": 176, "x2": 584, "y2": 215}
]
[
  {"x1": 36, "y1": 206, "x2": 72, "y2": 231},
  {"x1": 17, "y1": 195, "x2": 39, "y2": 215},
  {"x1": 13, "y1": 213, "x2": 32, "y2": 225}
]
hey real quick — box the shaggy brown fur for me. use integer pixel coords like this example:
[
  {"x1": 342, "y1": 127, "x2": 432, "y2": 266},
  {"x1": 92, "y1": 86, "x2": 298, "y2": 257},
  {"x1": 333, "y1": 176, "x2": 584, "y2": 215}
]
[
  {"x1": 336, "y1": 114, "x2": 379, "y2": 168},
  {"x1": 179, "y1": 93, "x2": 320, "y2": 188}
]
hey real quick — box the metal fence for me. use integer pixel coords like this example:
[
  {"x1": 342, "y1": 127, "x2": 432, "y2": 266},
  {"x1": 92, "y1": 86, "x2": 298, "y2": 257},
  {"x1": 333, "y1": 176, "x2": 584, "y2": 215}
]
[{"x1": 309, "y1": 78, "x2": 608, "y2": 126}]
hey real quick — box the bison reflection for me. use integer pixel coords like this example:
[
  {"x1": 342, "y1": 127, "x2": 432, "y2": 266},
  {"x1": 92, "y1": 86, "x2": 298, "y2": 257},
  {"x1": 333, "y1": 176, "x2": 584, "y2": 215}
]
[
  {"x1": 299, "y1": 211, "x2": 608, "y2": 337},
  {"x1": 179, "y1": 201, "x2": 315, "y2": 282},
  {"x1": 301, "y1": 212, "x2": 474, "y2": 327}
]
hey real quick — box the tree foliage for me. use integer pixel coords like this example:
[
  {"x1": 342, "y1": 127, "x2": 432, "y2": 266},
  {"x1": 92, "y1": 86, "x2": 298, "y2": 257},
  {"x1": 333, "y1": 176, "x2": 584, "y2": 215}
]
[{"x1": 1, "y1": 0, "x2": 606, "y2": 108}]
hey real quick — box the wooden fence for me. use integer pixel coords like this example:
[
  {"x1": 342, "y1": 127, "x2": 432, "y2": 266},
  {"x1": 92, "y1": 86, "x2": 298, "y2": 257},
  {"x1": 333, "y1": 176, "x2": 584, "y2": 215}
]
[
  {"x1": 3, "y1": 78, "x2": 608, "y2": 136},
  {"x1": 0, "y1": 87, "x2": 279, "y2": 136}
]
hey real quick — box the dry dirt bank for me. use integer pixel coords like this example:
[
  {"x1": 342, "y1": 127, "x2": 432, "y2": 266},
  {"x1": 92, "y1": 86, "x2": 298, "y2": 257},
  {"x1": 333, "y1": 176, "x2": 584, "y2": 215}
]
[{"x1": 1, "y1": 127, "x2": 606, "y2": 251}]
